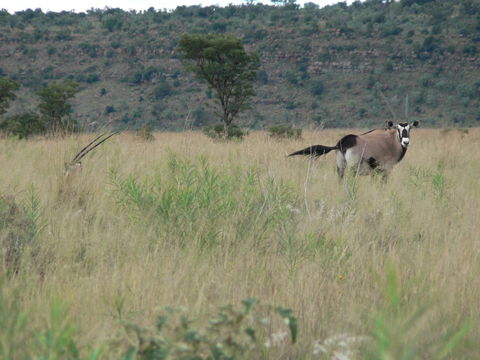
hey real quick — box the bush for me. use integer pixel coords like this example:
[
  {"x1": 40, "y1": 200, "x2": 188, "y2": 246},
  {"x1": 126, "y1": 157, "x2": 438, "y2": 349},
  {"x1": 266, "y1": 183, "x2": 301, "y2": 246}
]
[
  {"x1": 284, "y1": 70, "x2": 299, "y2": 85},
  {"x1": 0, "y1": 112, "x2": 46, "y2": 139},
  {"x1": 257, "y1": 69, "x2": 269, "y2": 85},
  {"x1": 192, "y1": 108, "x2": 210, "y2": 127},
  {"x1": 111, "y1": 155, "x2": 296, "y2": 248},
  {"x1": 78, "y1": 42, "x2": 99, "y2": 58},
  {"x1": 105, "y1": 105, "x2": 116, "y2": 114},
  {"x1": 85, "y1": 73, "x2": 99, "y2": 83},
  {"x1": 119, "y1": 298, "x2": 296, "y2": 360},
  {"x1": 102, "y1": 15, "x2": 123, "y2": 32},
  {"x1": 268, "y1": 124, "x2": 302, "y2": 140},
  {"x1": 366, "y1": 267, "x2": 469, "y2": 360},
  {"x1": 54, "y1": 30, "x2": 72, "y2": 41},
  {"x1": 0, "y1": 283, "x2": 101, "y2": 359},
  {"x1": 136, "y1": 124, "x2": 155, "y2": 141},
  {"x1": 310, "y1": 79, "x2": 324, "y2": 96},
  {"x1": 152, "y1": 81, "x2": 174, "y2": 99},
  {"x1": 462, "y1": 44, "x2": 477, "y2": 56},
  {"x1": 142, "y1": 67, "x2": 159, "y2": 81},
  {"x1": 203, "y1": 123, "x2": 247, "y2": 140},
  {"x1": 47, "y1": 45, "x2": 57, "y2": 56},
  {"x1": 126, "y1": 72, "x2": 143, "y2": 85},
  {"x1": 0, "y1": 188, "x2": 44, "y2": 277}
]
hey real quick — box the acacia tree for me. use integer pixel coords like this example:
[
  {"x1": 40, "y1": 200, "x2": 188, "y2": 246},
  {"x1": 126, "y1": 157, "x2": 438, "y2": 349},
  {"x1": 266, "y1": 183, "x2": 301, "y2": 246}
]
[
  {"x1": 0, "y1": 77, "x2": 19, "y2": 117},
  {"x1": 36, "y1": 80, "x2": 80, "y2": 133},
  {"x1": 177, "y1": 33, "x2": 260, "y2": 137}
]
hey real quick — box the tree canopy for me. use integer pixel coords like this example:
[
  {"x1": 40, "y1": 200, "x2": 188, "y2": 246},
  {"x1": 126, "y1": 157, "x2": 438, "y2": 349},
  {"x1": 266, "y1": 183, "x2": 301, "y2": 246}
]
[
  {"x1": 36, "y1": 80, "x2": 80, "y2": 133},
  {"x1": 0, "y1": 77, "x2": 19, "y2": 117},
  {"x1": 177, "y1": 33, "x2": 260, "y2": 136}
]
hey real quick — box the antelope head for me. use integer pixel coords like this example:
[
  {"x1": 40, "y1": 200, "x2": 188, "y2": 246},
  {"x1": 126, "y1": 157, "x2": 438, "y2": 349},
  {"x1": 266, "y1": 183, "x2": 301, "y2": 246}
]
[
  {"x1": 387, "y1": 120, "x2": 420, "y2": 148},
  {"x1": 65, "y1": 131, "x2": 120, "y2": 177}
]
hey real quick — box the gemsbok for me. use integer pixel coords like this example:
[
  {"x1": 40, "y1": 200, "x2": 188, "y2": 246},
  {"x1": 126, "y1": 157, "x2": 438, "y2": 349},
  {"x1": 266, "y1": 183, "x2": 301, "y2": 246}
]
[
  {"x1": 289, "y1": 121, "x2": 419, "y2": 180},
  {"x1": 64, "y1": 131, "x2": 119, "y2": 177}
]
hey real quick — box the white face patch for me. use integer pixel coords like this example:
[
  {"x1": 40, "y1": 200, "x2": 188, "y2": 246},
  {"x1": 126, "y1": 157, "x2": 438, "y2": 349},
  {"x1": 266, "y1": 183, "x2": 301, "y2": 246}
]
[{"x1": 397, "y1": 124, "x2": 411, "y2": 148}]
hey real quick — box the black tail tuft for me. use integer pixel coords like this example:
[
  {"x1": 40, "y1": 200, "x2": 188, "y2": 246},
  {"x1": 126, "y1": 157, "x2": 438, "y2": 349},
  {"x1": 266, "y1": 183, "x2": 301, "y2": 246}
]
[{"x1": 288, "y1": 145, "x2": 335, "y2": 157}]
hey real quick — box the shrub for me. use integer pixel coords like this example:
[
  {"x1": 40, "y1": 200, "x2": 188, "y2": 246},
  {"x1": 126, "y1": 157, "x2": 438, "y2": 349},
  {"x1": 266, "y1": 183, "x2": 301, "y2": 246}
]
[
  {"x1": 78, "y1": 42, "x2": 99, "y2": 57},
  {"x1": 0, "y1": 277, "x2": 32, "y2": 357},
  {"x1": 203, "y1": 123, "x2": 247, "y2": 140},
  {"x1": 0, "y1": 112, "x2": 46, "y2": 139},
  {"x1": 268, "y1": 124, "x2": 302, "y2": 140},
  {"x1": 420, "y1": 74, "x2": 433, "y2": 87},
  {"x1": 111, "y1": 155, "x2": 296, "y2": 248},
  {"x1": 462, "y1": 44, "x2": 477, "y2": 56},
  {"x1": 284, "y1": 70, "x2": 299, "y2": 85},
  {"x1": 119, "y1": 298, "x2": 296, "y2": 360},
  {"x1": 359, "y1": 107, "x2": 368, "y2": 118},
  {"x1": 285, "y1": 100, "x2": 297, "y2": 110},
  {"x1": 126, "y1": 72, "x2": 143, "y2": 85},
  {"x1": 257, "y1": 69, "x2": 269, "y2": 85},
  {"x1": 142, "y1": 67, "x2": 159, "y2": 81},
  {"x1": 211, "y1": 21, "x2": 227, "y2": 32},
  {"x1": 310, "y1": 79, "x2": 324, "y2": 96},
  {"x1": 0, "y1": 188, "x2": 44, "y2": 277},
  {"x1": 0, "y1": 77, "x2": 19, "y2": 116},
  {"x1": 102, "y1": 15, "x2": 123, "y2": 32},
  {"x1": 54, "y1": 30, "x2": 72, "y2": 41},
  {"x1": 152, "y1": 81, "x2": 174, "y2": 100},
  {"x1": 36, "y1": 80, "x2": 80, "y2": 134},
  {"x1": 192, "y1": 108, "x2": 210, "y2": 127},
  {"x1": 105, "y1": 105, "x2": 116, "y2": 114},
  {"x1": 136, "y1": 124, "x2": 155, "y2": 141},
  {"x1": 47, "y1": 46, "x2": 56, "y2": 56},
  {"x1": 85, "y1": 73, "x2": 100, "y2": 83},
  {"x1": 0, "y1": 284, "x2": 101, "y2": 359},
  {"x1": 366, "y1": 267, "x2": 470, "y2": 360}
]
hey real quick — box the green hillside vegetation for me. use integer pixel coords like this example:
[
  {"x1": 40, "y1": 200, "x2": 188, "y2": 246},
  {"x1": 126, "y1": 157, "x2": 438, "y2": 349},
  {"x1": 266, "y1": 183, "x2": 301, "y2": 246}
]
[{"x1": 0, "y1": 0, "x2": 479, "y2": 130}]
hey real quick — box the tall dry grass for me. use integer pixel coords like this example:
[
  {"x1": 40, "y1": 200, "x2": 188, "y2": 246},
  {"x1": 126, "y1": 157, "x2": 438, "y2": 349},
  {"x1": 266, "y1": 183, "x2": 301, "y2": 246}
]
[{"x1": 0, "y1": 128, "x2": 479, "y2": 358}]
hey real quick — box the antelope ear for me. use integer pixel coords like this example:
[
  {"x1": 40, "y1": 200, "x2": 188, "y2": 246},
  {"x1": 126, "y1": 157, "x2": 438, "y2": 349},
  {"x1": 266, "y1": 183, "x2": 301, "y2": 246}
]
[
  {"x1": 387, "y1": 121, "x2": 394, "y2": 128},
  {"x1": 412, "y1": 120, "x2": 419, "y2": 127}
]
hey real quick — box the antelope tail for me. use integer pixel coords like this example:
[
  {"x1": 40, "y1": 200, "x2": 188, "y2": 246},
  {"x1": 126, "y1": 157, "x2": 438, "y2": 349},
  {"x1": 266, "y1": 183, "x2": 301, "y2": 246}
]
[{"x1": 288, "y1": 144, "x2": 336, "y2": 157}]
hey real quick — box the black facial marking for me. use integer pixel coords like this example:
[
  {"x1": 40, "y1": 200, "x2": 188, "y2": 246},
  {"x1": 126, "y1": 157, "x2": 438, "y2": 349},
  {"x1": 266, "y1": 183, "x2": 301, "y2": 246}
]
[
  {"x1": 367, "y1": 157, "x2": 379, "y2": 169},
  {"x1": 398, "y1": 146, "x2": 407, "y2": 162},
  {"x1": 402, "y1": 129, "x2": 408, "y2": 138}
]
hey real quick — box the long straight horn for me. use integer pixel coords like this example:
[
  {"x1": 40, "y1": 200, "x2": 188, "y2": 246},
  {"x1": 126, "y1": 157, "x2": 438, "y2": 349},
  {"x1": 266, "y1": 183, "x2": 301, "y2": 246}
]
[
  {"x1": 73, "y1": 131, "x2": 120, "y2": 164},
  {"x1": 405, "y1": 94, "x2": 409, "y2": 121},
  {"x1": 378, "y1": 87, "x2": 397, "y2": 120},
  {"x1": 71, "y1": 132, "x2": 107, "y2": 164}
]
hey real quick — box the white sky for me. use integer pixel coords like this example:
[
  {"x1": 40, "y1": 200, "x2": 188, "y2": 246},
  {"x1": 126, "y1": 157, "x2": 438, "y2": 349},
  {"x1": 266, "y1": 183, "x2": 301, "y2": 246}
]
[{"x1": 2, "y1": 0, "x2": 351, "y2": 13}]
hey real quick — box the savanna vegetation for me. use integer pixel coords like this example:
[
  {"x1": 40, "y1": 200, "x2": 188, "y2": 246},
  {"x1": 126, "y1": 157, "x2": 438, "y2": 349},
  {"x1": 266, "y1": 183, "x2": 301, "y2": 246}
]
[
  {"x1": 0, "y1": 128, "x2": 479, "y2": 358},
  {"x1": 0, "y1": 0, "x2": 479, "y2": 132},
  {"x1": 1, "y1": 0, "x2": 479, "y2": 358}
]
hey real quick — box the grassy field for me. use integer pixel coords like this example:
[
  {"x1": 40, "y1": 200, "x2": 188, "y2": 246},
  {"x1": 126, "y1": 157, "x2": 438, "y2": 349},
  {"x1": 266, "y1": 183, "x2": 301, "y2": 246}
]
[{"x1": 1, "y1": 128, "x2": 479, "y2": 359}]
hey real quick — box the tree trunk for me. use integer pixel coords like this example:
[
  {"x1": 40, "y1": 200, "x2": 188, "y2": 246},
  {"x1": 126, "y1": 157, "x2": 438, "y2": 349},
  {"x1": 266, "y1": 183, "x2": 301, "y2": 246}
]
[
  {"x1": 223, "y1": 113, "x2": 230, "y2": 138},
  {"x1": 52, "y1": 116, "x2": 65, "y2": 136}
]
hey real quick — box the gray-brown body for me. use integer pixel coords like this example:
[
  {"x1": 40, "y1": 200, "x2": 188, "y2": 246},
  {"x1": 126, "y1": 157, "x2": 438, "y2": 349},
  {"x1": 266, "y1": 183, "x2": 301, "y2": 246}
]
[{"x1": 289, "y1": 122, "x2": 418, "y2": 179}]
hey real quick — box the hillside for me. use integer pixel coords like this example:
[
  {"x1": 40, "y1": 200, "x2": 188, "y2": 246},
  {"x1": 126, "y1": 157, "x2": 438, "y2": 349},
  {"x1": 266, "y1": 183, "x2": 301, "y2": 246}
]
[{"x1": 1, "y1": 0, "x2": 479, "y2": 130}]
